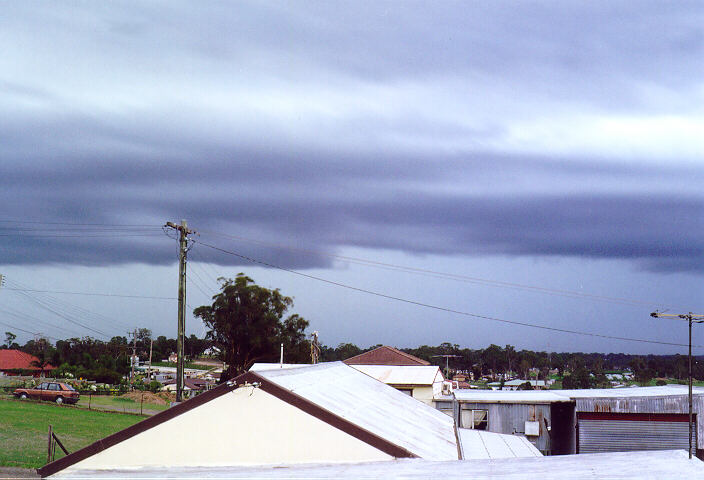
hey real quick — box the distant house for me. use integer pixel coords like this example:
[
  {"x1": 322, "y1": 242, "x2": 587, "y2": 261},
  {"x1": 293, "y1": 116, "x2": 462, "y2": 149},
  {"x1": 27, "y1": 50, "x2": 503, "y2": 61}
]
[
  {"x1": 162, "y1": 377, "x2": 213, "y2": 392},
  {"x1": 348, "y1": 364, "x2": 445, "y2": 406},
  {"x1": 487, "y1": 379, "x2": 551, "y2": 390},
  {"x1": 341, "y1": 345, "x2": 447, "y2": 404},
  {"x1": 343, "y1": 345, "x2": 430, "y2": 366},
  {"x1": 0, "y1": 349, "x2": 54, "y2": 377},
  {"x1": 167, "y1": 353, "x2": 177, "y2": 363},
  {"x1": 202, "y1": 346, "x2": 221, "y2": 357}
]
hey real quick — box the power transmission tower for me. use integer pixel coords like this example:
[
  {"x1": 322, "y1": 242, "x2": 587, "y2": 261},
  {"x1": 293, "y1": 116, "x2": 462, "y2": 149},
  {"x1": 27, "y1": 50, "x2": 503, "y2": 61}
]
[
  {"x1": 651, "y1": 311, "x2": 704, "y2": 459},
  {"x1": 165, "y1": 220, "x2": 196, "y2": 403}
]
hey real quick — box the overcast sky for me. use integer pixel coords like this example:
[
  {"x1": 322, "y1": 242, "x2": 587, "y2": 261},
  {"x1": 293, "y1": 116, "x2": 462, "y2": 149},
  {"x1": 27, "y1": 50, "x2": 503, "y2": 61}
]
[{"x1": 1, "y1": 2, "x2": 702, "y2": 355}]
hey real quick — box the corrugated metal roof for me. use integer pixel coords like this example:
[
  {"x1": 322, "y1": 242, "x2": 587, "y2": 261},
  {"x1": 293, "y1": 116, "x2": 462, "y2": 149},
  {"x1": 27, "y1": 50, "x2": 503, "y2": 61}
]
[
  {"x1": 454, "y1": 390, "x2": 572, "y2": 404},
  {"x1": 458, "y1": 429, "x2": 542, "y2": 459},
  {"x1": 349, "y1": 365, "x2": 443, "y2": 386},
  {"x1": 50, "y1": 450, "x2": 704, "y2": 479},
  {"x1": 257, "y1": 362, "x2": 459, "y2": 461},
  {"x1": 558, "y1": 385, "x2": 704, "y2": 398},
  {"x1": 455, "y1": 385, "x2": 704, "y2": 404}
]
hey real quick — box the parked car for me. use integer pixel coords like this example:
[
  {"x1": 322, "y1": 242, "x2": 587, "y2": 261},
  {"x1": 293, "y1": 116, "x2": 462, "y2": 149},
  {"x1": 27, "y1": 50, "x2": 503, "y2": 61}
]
[{"x1": 14, "y1": 382, "x2": 80, "y2": 404}]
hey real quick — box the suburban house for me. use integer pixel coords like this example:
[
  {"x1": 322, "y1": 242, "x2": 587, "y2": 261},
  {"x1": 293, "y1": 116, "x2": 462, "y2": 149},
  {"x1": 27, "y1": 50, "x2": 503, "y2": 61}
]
[
  {"x1": 343, "y1": 345, "x2": 431, "y2": 366},
  {"x1": 161, "y1": 377, "x2": 213, "y2": 392},
  {"x1": 449, "y1": 385, "x2": 704, "y2": 458},
  {"x1": 0, "y1": 349, "x2": 54, "y2": 376},
  {"x1": 348, "y1": 364, "x2": 445, "y2": 406},
  {"x1": 342, "y1": 345, "x2": 448, "y2": 404}
]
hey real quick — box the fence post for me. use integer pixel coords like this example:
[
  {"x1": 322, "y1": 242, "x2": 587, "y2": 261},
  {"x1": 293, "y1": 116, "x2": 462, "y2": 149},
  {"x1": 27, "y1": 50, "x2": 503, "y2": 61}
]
[
  {"x1": 140, "y1": 391, "x2": 144, "y2": 415},
  {"x1": 88, "y1": 392, "x2": 91, "y2": 410},
  {"x1": 47, "y1": 425, "x2": 53, "y2": 464}
]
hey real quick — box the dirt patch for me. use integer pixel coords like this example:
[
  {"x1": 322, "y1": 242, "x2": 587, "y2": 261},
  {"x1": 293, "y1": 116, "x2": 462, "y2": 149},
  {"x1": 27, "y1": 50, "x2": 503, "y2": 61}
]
[
  {"x1": 118, "y1": 392, "x2": 173, "y2": 405},
  {"x1": 0, "y1": 467, "x2": 39, "y2": 479}
]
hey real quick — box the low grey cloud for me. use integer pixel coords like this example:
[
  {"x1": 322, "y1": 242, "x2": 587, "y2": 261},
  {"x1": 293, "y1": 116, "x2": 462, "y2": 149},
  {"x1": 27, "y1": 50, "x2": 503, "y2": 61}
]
[{"x1": 1, "y1": 2, "x2": 703, "y2": 275}]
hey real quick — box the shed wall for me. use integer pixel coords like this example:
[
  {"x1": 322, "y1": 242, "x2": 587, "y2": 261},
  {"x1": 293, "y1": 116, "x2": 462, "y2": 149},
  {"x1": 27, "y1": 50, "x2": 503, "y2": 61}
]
[
  {"x1": 458, "y1": 402, "x2": 552, "y2": 454},
  {"x1": 574, "y1": 394, "x2": 704, "y2": 450}
]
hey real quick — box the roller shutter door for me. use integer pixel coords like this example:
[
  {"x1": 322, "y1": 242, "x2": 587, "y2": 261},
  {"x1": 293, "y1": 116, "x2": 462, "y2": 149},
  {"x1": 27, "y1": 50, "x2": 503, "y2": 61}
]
[{"x1": 578, "y1": 413, "x2": 695, "y2": 454}]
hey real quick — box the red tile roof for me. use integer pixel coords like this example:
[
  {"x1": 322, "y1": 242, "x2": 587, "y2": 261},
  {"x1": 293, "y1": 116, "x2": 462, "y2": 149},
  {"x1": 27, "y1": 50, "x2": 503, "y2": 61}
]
[
  {"x1": 343, "y1": 346, "x2": 430, "y2": 366},
  {"x1": 0, "y1": 349, "x2": 55, "y2": 371}
]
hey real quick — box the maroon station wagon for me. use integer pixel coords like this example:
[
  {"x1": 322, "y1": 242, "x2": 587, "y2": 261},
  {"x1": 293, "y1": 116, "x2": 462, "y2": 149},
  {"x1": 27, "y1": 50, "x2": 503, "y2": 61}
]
[{"x1": 14, "y1": 382, "x2": 80, "y2": 404}]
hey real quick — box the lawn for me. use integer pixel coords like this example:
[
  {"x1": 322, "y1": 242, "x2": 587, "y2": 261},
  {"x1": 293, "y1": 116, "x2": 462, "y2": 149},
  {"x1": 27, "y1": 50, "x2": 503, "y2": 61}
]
[{"x1": 0, "y1": 399, "x2": 144, "y2": 469}]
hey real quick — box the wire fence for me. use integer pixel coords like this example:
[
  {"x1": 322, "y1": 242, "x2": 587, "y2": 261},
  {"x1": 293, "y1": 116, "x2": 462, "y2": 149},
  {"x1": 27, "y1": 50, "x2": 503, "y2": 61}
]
[{"x1": 0, "y1": 384, "x2": 204, "y2": 415}]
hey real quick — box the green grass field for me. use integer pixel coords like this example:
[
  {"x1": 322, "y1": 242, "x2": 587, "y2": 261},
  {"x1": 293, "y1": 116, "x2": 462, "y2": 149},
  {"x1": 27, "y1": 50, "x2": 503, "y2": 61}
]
[{"x1": 0, "y1": 399, "x2": 144, "y2": 469}]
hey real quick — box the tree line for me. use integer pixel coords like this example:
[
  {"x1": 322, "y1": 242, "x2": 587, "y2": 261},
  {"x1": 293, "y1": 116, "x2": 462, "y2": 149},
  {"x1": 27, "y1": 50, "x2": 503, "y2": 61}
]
[
  {"x1": 3, "y1": 274, "x2": 701, "y2": 387},
  {"x1": 2, "y1": 329, "x2": 210, "y2": 384},
  {"x1": 4, "y1": 332, "x2": 702, "y2": 386}
]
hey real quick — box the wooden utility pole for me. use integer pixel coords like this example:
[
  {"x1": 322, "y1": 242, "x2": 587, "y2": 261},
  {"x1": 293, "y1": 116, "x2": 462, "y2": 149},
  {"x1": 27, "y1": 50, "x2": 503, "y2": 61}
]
[
  {"x1": 165, "y1": 219, "x2": 196, "y2": 403},
  {"x1": 148, "y1": 337, "x2": 153, "y2": 381},
  {"x1": 130, "y1": 328, "x2": 137, "y2": 388},
  {"x1": 651, "y1": 311, "x2": 704, "y2": 459}
]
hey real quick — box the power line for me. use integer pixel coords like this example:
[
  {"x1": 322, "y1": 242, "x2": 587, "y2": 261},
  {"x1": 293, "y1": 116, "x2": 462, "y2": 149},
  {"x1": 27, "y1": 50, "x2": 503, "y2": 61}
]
[
  {"x1": 186, "y1": 270, "x2": 213, "y2": 299},
  {"x1": 0, "y1": 305, "x2": 85, "y2": 338},
  {"x1": 0, "y1": 318, "x2": 60, "y2": 340},
  {"x1": 0, "y1": 220, "x2": 160, "y2": 227},
  {"x1": 196, "y1": 240, "x2": 702, "y2": 349},
  {"x1": 4, "y1": 281, "x2": 138, "y2": 336},
  {"x1": 3, "y1": 287, "x2": 175, "y2": 300},
  {"x1": 6, "y1": 283, "x2": 113, "y2": 338},
  {"x1": 0, "y1": 233, "x2": 163, "y2": 238}
]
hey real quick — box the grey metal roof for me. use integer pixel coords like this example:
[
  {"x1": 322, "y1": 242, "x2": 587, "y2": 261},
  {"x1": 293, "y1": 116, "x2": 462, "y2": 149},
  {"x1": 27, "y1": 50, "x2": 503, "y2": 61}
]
[
  {"x1": 558, "y1": 385, "x2": 704, "y2": 398},
  {"x1": 50, "y1": 450, "x2": 704, "y2": 479},
  {"x1": 453, "y1": 390, "x2": 572, "y2": 404},
  {"x1": 458, "y1": 429, "x2": 542, "y2": 459},
  {"x1": 454, "y1": 385, "x2": 704, "y2": 403},
  {"x1": 257, "y1": 362, "x2": 459, "y2": 461}
]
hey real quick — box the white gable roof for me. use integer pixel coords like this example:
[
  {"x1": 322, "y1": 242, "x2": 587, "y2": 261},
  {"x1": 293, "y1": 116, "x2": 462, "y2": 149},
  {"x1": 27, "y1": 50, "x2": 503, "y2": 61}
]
[
  {"x1": 349, "y1": 364, "x2": 443, "y2": 386},
  {"x1": 257, "y1": 362, "x2": 459, "y2": 461}
]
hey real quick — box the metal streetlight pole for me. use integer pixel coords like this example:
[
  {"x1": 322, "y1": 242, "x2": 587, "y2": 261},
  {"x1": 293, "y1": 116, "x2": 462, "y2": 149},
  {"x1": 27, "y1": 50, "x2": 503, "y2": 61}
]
[{"x1": 651, "y1": 311, "x2": 704, "y2": 459}]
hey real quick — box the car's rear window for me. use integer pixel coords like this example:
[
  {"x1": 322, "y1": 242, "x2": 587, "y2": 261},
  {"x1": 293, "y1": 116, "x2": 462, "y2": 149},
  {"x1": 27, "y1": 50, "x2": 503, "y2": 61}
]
[{"x1": 62, "y1": 384, "x2": 76, "y2": 391}]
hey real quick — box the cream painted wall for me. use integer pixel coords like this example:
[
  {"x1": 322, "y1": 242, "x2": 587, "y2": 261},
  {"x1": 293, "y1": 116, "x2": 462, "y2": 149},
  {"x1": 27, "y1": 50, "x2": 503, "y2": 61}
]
[
  {"x1": 411, "y1": 386, "x2": 435, "y2": 405},
  {"x1": 62, "y1": 387, "x2": 393, "y2": 472}
]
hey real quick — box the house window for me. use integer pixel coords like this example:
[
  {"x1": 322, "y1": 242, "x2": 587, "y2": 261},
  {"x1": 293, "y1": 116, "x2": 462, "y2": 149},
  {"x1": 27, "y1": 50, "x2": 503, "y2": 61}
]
[
  {"x1": 396, "y1": 388, "x2": 413, "y2": 396},
  {"x1": 461, "y1": 409, "x2": 488, "y2": 430}
]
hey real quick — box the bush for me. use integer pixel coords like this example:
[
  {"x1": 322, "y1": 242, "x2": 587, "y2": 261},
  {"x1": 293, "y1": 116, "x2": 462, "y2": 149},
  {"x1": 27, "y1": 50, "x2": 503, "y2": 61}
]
[
  {"x1": 85, "y1": 368, "x2": 122, "y2": 385},
  {"x1": 656, "y1": 379, "x2": 667, "y2": 386}
]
